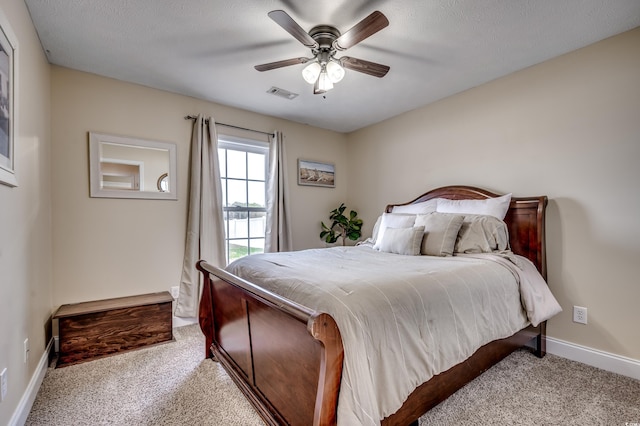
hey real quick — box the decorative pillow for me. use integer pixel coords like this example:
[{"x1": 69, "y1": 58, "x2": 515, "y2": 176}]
[
  {"x1": 392, "y1": 198, "x2": 439, "y2": 214},
  {"x1": 372, "y1": 213, "x2": 416, "y2": 250},
  {"x1": 376, "y1": 226, "x2": 425, "y2": 256},
  {"x1": 454, "y1": 214, "x2": 510, "y2": 253},
  {"x1": 414, "y1": 212, "x2": 465, "y2": 256},
  {"x1": 436, "y1": 193, "x2": 512, "y2": 220}
]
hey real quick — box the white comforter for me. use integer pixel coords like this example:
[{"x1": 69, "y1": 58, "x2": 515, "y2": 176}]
[{"x1": 226, "y1": 246, "x2": 561, "y2": 425}]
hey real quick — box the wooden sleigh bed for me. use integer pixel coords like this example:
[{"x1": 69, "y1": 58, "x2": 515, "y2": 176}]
[{"x1": 197, "y1": 185, "x2": 549, "y2": 426}]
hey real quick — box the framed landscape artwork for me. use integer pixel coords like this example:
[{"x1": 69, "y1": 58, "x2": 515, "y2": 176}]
[
  {"x1": 0, "y1": 8, "x2": 17, "y2": 187},
  {"x1": 298, "y1": 159, "x2": 335, "y2": 188}
]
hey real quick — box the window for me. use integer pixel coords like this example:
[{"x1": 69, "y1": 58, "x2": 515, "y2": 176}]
[{"x1": 218, "y1": 136, "x2": 269, "y2": 263}]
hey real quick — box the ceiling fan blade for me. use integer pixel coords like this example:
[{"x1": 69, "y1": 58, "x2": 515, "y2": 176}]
[
  {"x1": 339, "y1": 57, "x2": 390, "y2": 78},
  {"x1": 332, "y1": 11, "x2": 389, "y2": 51},
  {"x1": 254, "y1": 57, "x2": 310, "y2": 72},
  {"x1": 268, "y1": 10, "x2": 318, "y2": 49}
]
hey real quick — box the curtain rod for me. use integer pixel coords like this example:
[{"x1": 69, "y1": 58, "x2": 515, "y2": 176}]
[{"x1": 184, "y1": 115, "x2": 274, "y2": 137}]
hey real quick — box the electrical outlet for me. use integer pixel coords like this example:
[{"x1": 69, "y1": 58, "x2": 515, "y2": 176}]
[
  {"x1": 1, "y1": 368, "x2": 7, "y2": 402},
  {"x1": 170, "y1": 286, "x2": 180, "y2": 299},
  {"x1": 573, "y1": 306, "x2": 588, "y2": 324},
  {"x1": 24, "y1": 338, "x2": 30, "y2": 363}
]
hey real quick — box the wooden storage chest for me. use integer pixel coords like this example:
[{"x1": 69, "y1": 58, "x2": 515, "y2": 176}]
[{"x1": 54, "y1": 291, "x2": 173, "y2": 367}]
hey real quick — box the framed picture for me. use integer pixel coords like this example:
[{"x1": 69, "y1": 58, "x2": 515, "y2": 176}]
[
  {"x1": 0, "y1": 8, "x2": 17, "y2": 187},
  {"x1": 298, "y1": 159, "x2": 335, "y2": 188}
]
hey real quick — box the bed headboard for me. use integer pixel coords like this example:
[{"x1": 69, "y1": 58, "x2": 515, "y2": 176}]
[{"x1": 386, "y1": 185, "x2": 548, "y2": 279}]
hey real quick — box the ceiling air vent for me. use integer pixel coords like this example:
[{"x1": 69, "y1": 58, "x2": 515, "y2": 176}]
[{"x1": 266, "y1": 86, "x2": 298, "y2": 100}]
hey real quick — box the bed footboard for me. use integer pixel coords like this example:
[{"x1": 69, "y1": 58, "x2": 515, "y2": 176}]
[{"x1": 197, "y1": 260, "x2": 344, "y2": 426}]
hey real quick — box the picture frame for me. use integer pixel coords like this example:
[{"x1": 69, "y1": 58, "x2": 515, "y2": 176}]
[
  {"x1": 0, "y1": 8, "x2": 17, "y2": 187},
  {"x1": 297, "y1": 159, "x2": 335, "y2": 188}
]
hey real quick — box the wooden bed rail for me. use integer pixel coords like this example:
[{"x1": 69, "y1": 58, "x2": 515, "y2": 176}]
[
  {"x1": 197, "y1": 260, "x2": 315, "y2": 322},
  {"x1": 197, "y1": 260, "x2": 345, "y2": 426}
]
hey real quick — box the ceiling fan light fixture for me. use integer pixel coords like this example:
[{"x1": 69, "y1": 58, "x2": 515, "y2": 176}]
[
  {"x1": 302, "y1": 61, "x2": 321, "y2": 84},
  {"x1": 314, "y1": 69, "x2": 335, "y2": 94},
  {"x1": 316, "y1": 69, "x2": 334, "y2": 93},
  {"x1": 326, "y1": 60, "x2": 345, "y2": 83},
  {"x1": 256, "y1": 10, "x2": 390, "y2": 94},
  {"x1": 313, "y1": 81, "x2": 324, "y2": 94}
]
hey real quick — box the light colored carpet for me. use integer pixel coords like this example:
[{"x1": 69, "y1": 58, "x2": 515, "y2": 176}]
[
  {"x1": 27, "y1": 325, "x2": 640, "y2": 425},
  {"x1": 419, "y1": 349, "x2": 640, "y2": 425},
  {"x1": 26, "y1": 325, "x2": 265, "y2": 426}
]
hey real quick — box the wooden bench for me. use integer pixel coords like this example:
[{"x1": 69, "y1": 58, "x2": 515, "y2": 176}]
[{"x1": 54, "y1": 291, "x2": 174, "y2": 367}]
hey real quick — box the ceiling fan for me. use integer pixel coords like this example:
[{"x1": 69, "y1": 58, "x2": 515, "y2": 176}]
[{"x1": 255, "y1": 10, "x2": 390, "y2": 94}]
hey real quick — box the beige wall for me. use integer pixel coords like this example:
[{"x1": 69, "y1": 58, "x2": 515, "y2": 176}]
[
  {"x1": 1, "y1": 5, "x2": 637, "y2": 421},
  {"x1": 50, "y1": 67, "x2": 347, "y2": 306},
  {"x1": 347, "y1": 28, "x2": 640, "y2": 360},
  {"x1": 0, "y1": 1, "x2": 52, "y2": 424}
]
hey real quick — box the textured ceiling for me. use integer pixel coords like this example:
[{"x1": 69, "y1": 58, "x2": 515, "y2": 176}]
[{"x1": 25, "y1": 0, "x2": 640, "y2": 133}]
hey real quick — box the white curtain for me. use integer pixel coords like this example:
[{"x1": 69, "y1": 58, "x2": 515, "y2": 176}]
[
  {"x1": 175, "y1": 115, "x2": 226, "y2": 318},
  {"x1": 264, "y1": 131, "x2": 292, "y2": 252}
]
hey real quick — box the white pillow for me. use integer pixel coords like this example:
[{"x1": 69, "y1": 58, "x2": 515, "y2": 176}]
[
  {"x1": 373, "y1": 213, "x2": 416, "y2": 250},
  {"x1": 415, "y1": 212, "x2": 465, "y2": 256},
  {"x1": 376, "y1": 226, "x2": 425, "y2": 256},
  {"x1": 391, "y1": 198, "x2": 439, "y2": 214},
  {"x1": 436, "y1": 193, "x2": 512, "y2": 220}
]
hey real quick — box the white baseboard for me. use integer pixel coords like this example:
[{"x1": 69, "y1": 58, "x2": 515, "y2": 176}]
[
  {"x1": 9, "y1": 338, "x2": 53, "y2": 426},
  {"x1": 547, "y1": 337, "x2": 640, "y2": 381}
]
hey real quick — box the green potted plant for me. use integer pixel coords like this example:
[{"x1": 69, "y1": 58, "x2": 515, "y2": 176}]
[{"x1": 320, "y1": 203, "x2": 363, "y2": 246}]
